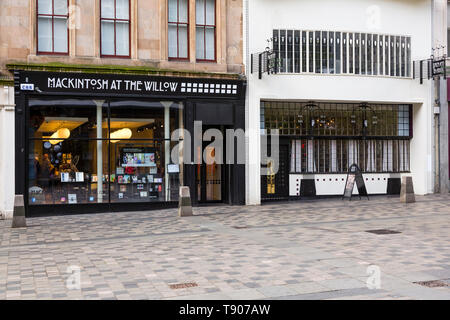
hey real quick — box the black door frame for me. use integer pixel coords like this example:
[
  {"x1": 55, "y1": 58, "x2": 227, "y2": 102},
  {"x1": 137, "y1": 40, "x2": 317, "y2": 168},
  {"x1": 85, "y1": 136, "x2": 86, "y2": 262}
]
[
  {"x1": 261, "y1": 138, "x2": 290, "y2": 200},
  {"x1": 196, "y1": 125, "x2": 228, "y2": 204}
]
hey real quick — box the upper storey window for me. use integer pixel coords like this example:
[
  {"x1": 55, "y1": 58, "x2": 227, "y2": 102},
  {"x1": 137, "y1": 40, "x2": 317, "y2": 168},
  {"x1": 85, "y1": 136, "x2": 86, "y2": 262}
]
[
  {"x1": 101, "y1": 0, "x2": 130, "y2": 58},
  {"x1": 168, "y1": 0, "x2": 189, "y2": 60},
  {"x1": 37, "y1": 0, "x2": 69, "y2": 55},
  {"x1": 271, "y1": 29, "x2": 412, "y2": 78},
  {"x1": 196, "y1": 0, "x2": 216, "y2": 62}
]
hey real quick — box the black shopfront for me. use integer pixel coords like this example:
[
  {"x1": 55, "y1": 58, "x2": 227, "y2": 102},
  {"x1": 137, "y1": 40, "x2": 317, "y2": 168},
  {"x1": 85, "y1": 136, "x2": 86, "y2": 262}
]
[{"x1": 14, "y1": 71, "x2": 246, "y2": 216}]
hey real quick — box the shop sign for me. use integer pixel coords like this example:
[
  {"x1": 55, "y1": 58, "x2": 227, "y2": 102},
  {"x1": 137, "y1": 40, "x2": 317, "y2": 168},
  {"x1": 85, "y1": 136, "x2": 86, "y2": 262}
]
[
  {"x1": 20, "y1": 83, "x2": 34, "y2": 91},
  {"x1": 432, "y1": 58, "x2": 446, "y2": 78},
  {"x1": 18, "y1": 71, "x2": 244, "y2": 99},
  {"x1": 342, "y1": 164, "x2": 369, "y2": 200}
]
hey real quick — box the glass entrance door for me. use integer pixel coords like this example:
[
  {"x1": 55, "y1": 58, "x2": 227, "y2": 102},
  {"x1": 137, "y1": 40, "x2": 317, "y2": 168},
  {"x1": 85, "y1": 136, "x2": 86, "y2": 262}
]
[{"x1": 196, "y1": 128, "x2": 225, "y2": 203}]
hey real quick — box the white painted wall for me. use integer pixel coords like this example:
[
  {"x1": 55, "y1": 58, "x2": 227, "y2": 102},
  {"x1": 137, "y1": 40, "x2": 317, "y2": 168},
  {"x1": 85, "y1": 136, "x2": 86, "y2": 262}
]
[
  {"x1": 246, "y1": 0, "x2": 435, "y2": 205},
  {"x1": 0, "y1": 85, "x2": 15, "y2": 219}
]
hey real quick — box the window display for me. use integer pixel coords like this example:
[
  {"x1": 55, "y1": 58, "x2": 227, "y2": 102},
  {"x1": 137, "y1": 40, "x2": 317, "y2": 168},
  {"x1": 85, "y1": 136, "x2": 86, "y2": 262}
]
[
  {"x1": 27, "y1": 98, "x2": 183, "y2": 207},
  {"x1": 110, "y1": 143, "x2": 168, "y2": 202}
]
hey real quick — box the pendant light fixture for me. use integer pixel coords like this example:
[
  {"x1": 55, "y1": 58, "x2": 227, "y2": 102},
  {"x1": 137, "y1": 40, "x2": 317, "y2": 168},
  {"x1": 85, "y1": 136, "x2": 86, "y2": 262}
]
[
  {"x1": 49, "y1": 128, "x2": 70, "y2": 145},
  {"x1": 110, "y1": 128, "x2": 132, "y2": 143}
]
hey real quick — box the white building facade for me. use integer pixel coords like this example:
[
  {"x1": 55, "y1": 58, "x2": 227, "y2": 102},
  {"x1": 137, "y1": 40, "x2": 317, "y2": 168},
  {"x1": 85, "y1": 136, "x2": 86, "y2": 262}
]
[{"x1": 245, "y1": 0, "x2": 448, "y2": 204}]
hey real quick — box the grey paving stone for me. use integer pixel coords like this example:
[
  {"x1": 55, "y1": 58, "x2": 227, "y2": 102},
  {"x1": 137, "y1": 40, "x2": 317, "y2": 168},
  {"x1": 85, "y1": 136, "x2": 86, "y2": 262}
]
[
  {"x1": 318, "y1": 278, "x2": 367, "y2": 291},
  {"x1": 0, "y1": 194, "x2": 449, "y2": 300},
  {"x1": 256, "y1": 285, "x2": 298, "y2": 298},
  {"x1": 224, "y1": 288, "x2": 266, "y2": 300}
]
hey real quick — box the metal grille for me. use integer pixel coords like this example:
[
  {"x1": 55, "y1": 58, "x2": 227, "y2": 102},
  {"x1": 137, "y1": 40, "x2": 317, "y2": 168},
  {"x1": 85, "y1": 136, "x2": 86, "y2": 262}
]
[
  {"x1": 414, "y1": 280, "x2": 449, "y2": 288},
  {"x1": 366, "y1": 229, "x2": 401, "y2": 235},
  {"x1": 169, "y1": 282, "x2": 198, "y2": 289},
  {"x1": 269, "y1": 29, "x2": 411, "y2": 78}
]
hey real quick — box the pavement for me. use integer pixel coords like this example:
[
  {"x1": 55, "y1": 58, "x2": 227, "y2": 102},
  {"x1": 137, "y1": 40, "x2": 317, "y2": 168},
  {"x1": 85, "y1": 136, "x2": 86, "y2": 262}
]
[{"x1": 0, "y1": 194, "x2": 449, "y2": 300}]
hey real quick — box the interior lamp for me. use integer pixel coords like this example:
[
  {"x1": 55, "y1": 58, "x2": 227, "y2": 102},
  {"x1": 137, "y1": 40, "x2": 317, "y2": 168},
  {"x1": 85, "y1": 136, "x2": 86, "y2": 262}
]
[
  {"x1": 49, "y1": 128, "x2": 70, "y2": 145},
  {"x1": 110, "y1": 128, "x2": 132, "y2": 143}
]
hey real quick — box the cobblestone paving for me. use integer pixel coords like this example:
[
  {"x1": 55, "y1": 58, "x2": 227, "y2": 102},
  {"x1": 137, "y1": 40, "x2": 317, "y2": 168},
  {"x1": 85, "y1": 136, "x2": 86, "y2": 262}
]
[{"x1": 0, "y1": 194, "x2": 449, "y2": 300}]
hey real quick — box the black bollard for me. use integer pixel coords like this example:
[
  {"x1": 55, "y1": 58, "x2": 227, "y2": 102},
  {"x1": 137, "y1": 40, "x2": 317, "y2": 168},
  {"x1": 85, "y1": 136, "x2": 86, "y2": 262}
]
[{"x1": 12, "y1": 195, "x2": 27, "y2": 228}]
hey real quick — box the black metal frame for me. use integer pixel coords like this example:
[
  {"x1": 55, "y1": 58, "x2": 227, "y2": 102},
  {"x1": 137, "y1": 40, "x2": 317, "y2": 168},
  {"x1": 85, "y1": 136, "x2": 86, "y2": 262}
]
[{"x1": 261, "y1": 101, "x2": 413, "y2": 140}]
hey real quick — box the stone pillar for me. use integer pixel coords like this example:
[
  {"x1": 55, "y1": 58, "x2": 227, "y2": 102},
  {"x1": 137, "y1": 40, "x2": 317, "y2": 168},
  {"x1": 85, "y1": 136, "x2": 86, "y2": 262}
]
[
  {"x1": 94, "y1": 100, "x2": 105, "y2": 203},
  {"x1": 178, "y1": 186, "x2": 193, "y2": 217},
  {"x1": 11, "y1": 195, "x2": 26, "y2": 228},
  {"x1": 161, "y1": 101, "x2": 173, "y2": 201},
  {"x1": 0, "y1": 85, "x2": 15, "y2": 219},
  {"x1": 400, "y1": 176, "x2": 416, "y2": 203}
]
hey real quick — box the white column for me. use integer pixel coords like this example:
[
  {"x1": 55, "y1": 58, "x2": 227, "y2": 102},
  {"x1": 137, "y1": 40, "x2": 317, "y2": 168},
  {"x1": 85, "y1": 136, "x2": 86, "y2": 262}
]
[
  {"x1": 0, "y1": 86, "x2": 15, "y2": 219},
  {"x1": 247, "y1": 90, "x2": 261, "y2": 205},
  {"x1": 161, "y1": 101, "x2": 173, "y2": 201},
  {"x1": 94, "y1": 100, "x2": 104, "y2": 203}
]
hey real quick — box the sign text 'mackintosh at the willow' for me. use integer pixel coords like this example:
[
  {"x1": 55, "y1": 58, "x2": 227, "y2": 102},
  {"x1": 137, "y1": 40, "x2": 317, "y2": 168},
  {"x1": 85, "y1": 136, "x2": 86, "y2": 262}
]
[{"x1": 19, "y1": 71, "x2": 243, "y2": 99}]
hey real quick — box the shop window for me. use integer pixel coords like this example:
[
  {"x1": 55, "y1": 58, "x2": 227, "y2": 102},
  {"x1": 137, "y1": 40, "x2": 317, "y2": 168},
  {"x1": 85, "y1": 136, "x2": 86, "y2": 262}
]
[
  {"x1": 398, "y1": 105, "x2": 410, "y2": 136},
  {"x1": 261, "y1": 101, "x2": 412, "y2": 174},
  {"x1": 168, "y1": 0, "x2": 189, "y2": 60},
  {"x1": 28, "y1": 139, "x2": 110, "y2": 205},
  {"x1": 196, "y1": 0, "x2": 216, "y2": 62},
  {"x1": 261, "y1": 102, "x2": 411, "y2": 138},
  {"x1": 100, "y1": 0, "x2": 130, "y2": 57},
  {"x1": 28, "y1": 99, "x2": 183, "y2": 206},
  {"x1": 37, "y1": 0, "x2": 69, "y2": 55},
  {"x1": 290, "y1": 138, "x2": 410, "y2": 174}
]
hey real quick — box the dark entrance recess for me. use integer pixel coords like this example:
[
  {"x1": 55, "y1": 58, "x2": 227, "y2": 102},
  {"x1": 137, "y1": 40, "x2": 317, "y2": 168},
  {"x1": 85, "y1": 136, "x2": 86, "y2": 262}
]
[
  {"x1": 196, "y1": 126, "x2": 227, "y2": 203},
  {"x1": 184, "y1": 101, "x2": 245, "y2": 206},
  {"x1": 261, "y1": 142, "x2": 289, "y2": 200}
]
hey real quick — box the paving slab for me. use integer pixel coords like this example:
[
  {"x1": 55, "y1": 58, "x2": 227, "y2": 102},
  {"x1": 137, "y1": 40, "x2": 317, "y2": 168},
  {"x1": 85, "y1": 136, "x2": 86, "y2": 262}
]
[{"x1": 0, "y1": 194, "x2": 449, "y2": 300}]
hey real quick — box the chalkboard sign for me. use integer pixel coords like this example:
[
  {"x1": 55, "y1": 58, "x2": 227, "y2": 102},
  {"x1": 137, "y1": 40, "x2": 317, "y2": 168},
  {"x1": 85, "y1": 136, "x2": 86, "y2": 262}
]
[{"x1": 342, "y1": 164, "x2": 369, "y2": 200}]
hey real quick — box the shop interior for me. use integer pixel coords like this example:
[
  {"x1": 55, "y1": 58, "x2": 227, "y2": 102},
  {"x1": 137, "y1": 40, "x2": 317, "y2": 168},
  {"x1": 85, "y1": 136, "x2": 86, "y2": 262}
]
[{"x1": 27, "y1": 99, "x2": 183, "y2": 206}]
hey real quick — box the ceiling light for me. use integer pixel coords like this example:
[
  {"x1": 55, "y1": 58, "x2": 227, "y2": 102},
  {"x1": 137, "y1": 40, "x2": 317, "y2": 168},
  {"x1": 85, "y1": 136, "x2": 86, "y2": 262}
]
[
  {"x1": 110, "y1": 128, "x2": 132, "y2": 143},
  {"x1": 49, "y1": 128, "x2": 70, "y2": 145}
]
